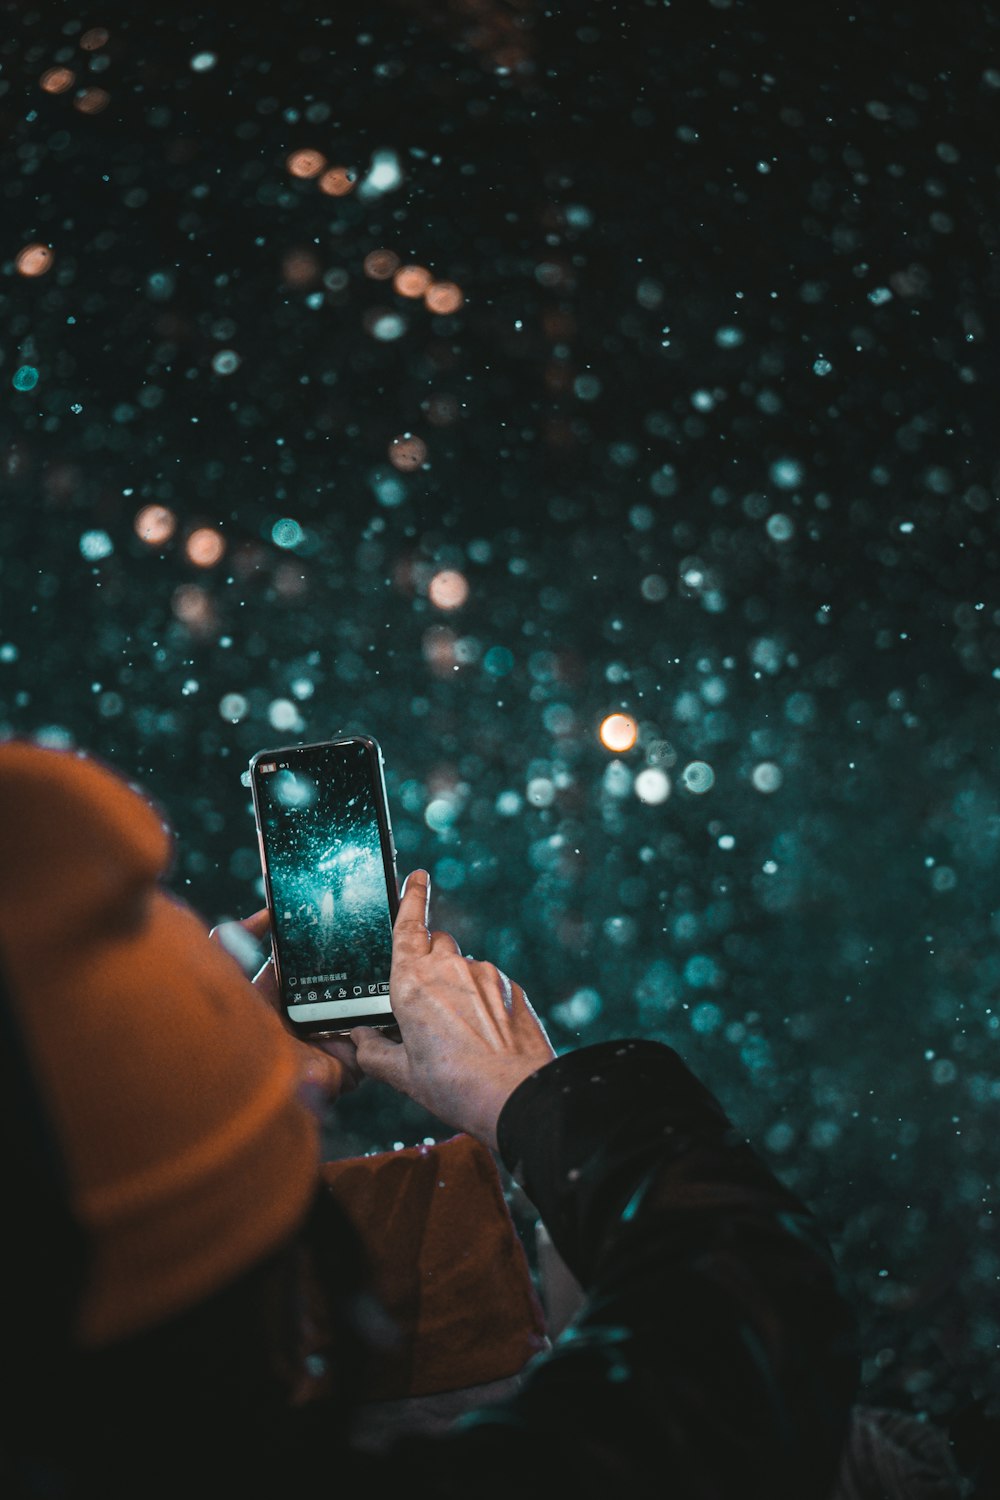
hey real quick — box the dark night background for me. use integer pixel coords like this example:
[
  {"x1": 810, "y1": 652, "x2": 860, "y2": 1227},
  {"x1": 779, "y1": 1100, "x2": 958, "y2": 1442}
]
[{"x1": 2, "y1": 0, "x2": 1000, "y2": 1439}]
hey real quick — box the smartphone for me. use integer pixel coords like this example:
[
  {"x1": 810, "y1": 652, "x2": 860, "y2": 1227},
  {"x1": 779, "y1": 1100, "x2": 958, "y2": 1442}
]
[{"x1": 248, "y1": 735, "x2": 400, "y2": 1038}]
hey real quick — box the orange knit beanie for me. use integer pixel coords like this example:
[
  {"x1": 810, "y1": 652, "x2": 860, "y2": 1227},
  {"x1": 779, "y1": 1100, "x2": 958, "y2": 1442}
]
[{"x1": 0, "y1": 741, "x2": 322, "y2": 1349}]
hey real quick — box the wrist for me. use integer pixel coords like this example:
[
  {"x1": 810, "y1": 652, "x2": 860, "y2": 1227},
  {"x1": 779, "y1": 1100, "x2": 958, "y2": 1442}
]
[{"x1": 476, "y1": 1056, "x2": 557, "y2": 1150}]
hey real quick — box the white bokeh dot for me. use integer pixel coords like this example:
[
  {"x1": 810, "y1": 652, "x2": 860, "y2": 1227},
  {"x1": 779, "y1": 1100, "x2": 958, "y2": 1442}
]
[
  {"x1": 634, "y1": 767, "x2": 671, "y2": 804},
  {"x1": 752, "y1": 762, "x2": 783, "y2": 793}
]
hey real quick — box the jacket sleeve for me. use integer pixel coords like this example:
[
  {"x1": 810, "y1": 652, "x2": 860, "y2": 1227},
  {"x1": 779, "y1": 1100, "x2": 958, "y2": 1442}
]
[{"x1": 359, "y1": 1038, "x2": 859, "y2": 1500}]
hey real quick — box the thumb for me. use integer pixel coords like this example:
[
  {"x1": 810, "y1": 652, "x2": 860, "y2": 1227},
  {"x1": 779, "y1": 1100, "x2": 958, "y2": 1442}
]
[
  {"x1": 296, "y1": 1045, "x2": 349, "y2": 1099},
  {"x1": 351, "y1": 1026, "x2": 409, "y2": 1093}
]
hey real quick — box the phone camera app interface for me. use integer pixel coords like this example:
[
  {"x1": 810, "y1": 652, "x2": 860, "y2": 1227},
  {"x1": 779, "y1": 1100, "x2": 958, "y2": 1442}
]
[{"x1": 256, "y1": 742, "x2": 393, "y2": 1023}]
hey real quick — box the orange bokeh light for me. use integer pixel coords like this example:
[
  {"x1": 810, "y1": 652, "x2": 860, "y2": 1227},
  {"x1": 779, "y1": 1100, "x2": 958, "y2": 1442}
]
[
  {"x1": 40, "y1": 67, "x2": 75, "y2": 93},
  {"x1": 422, "y1": 625, "x2": 459, "y2": 676},
  {"x1": 282, "y1": 248, "x2": 321, "y2": 287},
  {"x1": 599, "y1": 714, "x2": 639, "y2": 753},
  {"x1": 424, "y1": 281, "x2": 464, "y2": 315},
  {"x1": 428, "y1": 570, "x2": 469, "y2": 611},
  {"x1": 185, "y1": 527, "x2": 226, "y2": 568},
  {"x1": 318, "y1": 165, "x2": 355, "y2": 196},
  {"x1": 16, "y1": 244, "x2": 54, "y2": 277},
  {"x1": 388, "y1": 433, "x2": 428, "y2": 471},
  {"x1": 286, "y1": 148, "x2": 326, "y2": 179},
  {"x1": 134, "y1": 505, "x2": 176, "y2": 546},
  {"x1": 74, "y1": 86, "x2": 110, "y2": 114},
  {"x1": 172, "y1": 584, "x2": 215, "y2": 633},
  {"x1": 363, "y1": 248, "x2": 400, "y2": 281},
  {"x1": 80, "y1": 27, "x2": 110, "y2": 49},
  {"x1": 394, "y1": 264, "x2": 432, "y2": 298}
]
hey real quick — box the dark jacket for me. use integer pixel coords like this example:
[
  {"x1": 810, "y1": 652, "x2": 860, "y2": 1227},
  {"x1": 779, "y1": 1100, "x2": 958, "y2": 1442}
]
[{"x1": 333, "y1": 1038, "x2": 859, "y2": 1497}]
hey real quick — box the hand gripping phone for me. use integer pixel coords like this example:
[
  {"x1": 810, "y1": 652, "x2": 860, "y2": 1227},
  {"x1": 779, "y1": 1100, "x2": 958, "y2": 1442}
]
[{"x1": 248, "y1": 735, "x2": 400, "y2": 1038}]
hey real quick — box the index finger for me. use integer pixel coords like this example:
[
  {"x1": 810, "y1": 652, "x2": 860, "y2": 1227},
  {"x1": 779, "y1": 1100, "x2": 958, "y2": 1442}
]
[
  {"x1": 241, "y1": 908, "x2": 272, "y2": 941},
  {"x1": 209, "y1": 910, "x2": 270, "y2": 974},
  {"x1": 391, "y1": 869, "x2": 432, "y2": 961}
]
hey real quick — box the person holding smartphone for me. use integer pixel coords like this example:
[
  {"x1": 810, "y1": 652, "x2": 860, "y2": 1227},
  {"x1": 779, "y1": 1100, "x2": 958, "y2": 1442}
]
[{"x1": 0, "y1": 739, "x2": 861, "y2": 1499}]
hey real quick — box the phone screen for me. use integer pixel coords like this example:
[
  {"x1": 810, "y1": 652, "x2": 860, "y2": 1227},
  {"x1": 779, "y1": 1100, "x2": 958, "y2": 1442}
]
[{"x1": 250, "y1": 738, "x2": 397, "y2": 1030}]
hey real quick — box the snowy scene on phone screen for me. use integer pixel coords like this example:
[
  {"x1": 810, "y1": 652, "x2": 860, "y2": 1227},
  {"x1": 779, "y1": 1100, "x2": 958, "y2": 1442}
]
[{"x1": 257, "y1": 746, "x2": 393, "y2": 1004}]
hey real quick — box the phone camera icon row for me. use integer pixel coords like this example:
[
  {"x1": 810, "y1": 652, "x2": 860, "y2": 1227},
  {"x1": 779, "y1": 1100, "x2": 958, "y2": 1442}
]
[{"x1": 290, "y1": 982, "x2": 390, "y2": 1002}]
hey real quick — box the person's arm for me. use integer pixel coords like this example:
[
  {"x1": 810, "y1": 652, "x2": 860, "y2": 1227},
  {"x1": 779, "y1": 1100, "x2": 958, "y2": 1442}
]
[
  {"x1": 480, "y1": 1039, "x2": 858, "y2": 1498},
  {"x1": 349, "y1": 872, "x2": 858, "y2": 1497}
]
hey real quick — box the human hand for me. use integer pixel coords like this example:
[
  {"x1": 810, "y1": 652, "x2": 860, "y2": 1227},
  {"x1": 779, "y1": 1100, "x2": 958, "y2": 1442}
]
[
  {"x1": 350, "y1": 871, "x2": 556, "y2": 1150},
  {"x1": 209, "y1": 909, "x2": 363, "y2": 1098}
]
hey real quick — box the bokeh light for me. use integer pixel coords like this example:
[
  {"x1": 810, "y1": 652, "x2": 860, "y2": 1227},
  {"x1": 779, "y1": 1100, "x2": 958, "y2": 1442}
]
[
  {"x1": 79, "y1": 529, "x2": 113, "y2": 561},
  {"x1": 634, "y1": 767, "x2": 671, "y2": 804},
  {"x1": 366, "y1": 309, "x2": 407, "y2": 341},
  {"x1": 282, "y1": 249, "x2": 321, "y2": 287},
  {"x1": 394, "y1": 264, "x2": 433, "y2": 298},
  {"x1": 211, "y1": 349, "x2": 241, "y2": 375},
  {"x1": 363, "y1": 248, "x2": 401, "y2": 281},
  {"x1": 422, "y1": 625, "x2": 459, "y2": 675},
  {"x1": 681, "y1": 761, "x2": 715, "y2": 794},
  {"x1": 40, "y1": 67, "x2": 75, "y2": 93},
  {"x1": 752, "y1": 761, "x2": 784, "y2": 793},
  {"x1": 428, "y1": 570, "x2": 469, "y2": 610},
  {"x1": 271, "y1": 517, "x2": 305, "y2": 549},
  {"x1": 285, "y1": 148, "x2": 326, "y2": 179},
  {"x1": 387, "y1": 433, "x2": 428, "y2": 471},
  {"x1": 171, "y1": 584, "x2": 215, "y2": 632},
  {"x1": 185, "y1": 527, "x2": 226, "y2": 568},
  {"x1": 599, "y1": 713, "x2": 639, "y2": 752},
  {"x1": 74, "y1": 87, "x2": 110, "y2": 115},
  {"x1": 16, "y1": 244, "x2": 54, "y2": 277},
  {"x1": 424, "y1": 281, "x2": 464, "y2": 314},
  {"x1": 425, "y1": 394, "x2": 459, "y2": 426},
  {"x1": 80, "y1": 27, "x2": 110, "y2": 49},
  {"x1": 318, "y1": 166, "x2": 356, "y2": 196},
  {"x1": 133, "y1": 505, "x2": 177, "y2": 546},
  {"x1": 219, "y1": 692, "x2": 248, "y2": 723}
]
